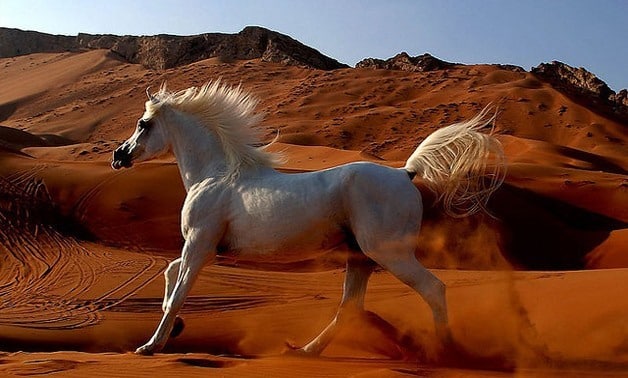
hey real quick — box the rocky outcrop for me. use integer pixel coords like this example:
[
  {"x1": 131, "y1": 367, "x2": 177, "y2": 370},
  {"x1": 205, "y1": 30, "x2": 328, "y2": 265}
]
[
  {"x1": 357, "y1": 52, "x2": 527, "y2": 73},
  {"x1": 532, "y1": 61, "x2": 627, "y2": 121},
  {"x1": 532, "y1": 61, "x2": 614, "y2": 102},
  {"x1": 0, "y1": 28, "x2": 76, "y2": 56},
  {"x1": 356, "y1": 52, "x2": 456, "y2": 72},
  {"x1": 611, "y1": 89, "x2": 628, "y2": 107},
  {"x1": 0, "y1": 26, "x2": 348, "y2": 70}
]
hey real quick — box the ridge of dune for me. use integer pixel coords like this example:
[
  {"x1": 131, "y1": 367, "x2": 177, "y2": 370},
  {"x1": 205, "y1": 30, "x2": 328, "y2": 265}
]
[{"x1": 0, "y1": 50, "x2": 123, "y2": 105}]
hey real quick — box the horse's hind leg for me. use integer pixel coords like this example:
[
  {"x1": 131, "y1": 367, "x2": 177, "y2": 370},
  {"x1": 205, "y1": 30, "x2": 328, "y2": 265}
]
[
  {"x1": 365, "y1": 249, "x2": 451, "y2": 345},
  {"x1": 298, "y1": 253, "x2": 375, "y2": 355}
]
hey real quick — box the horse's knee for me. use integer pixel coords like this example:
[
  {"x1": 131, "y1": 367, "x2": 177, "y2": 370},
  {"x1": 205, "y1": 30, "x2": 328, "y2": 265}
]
[
  {"x1": 164, "y1": 259, "x2": 181, "y2": 278},
  {"x1": 425, "y1": 278, "x2": 448, "y2": 324},
  {"x1": 431, "y1": 278, "x2": 446, "y2": 303},
  {"x1": 162, "y1": 259, "x2": 182, "y2": 312}
]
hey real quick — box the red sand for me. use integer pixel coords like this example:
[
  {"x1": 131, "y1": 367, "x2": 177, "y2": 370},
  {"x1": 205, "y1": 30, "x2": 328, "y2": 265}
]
[{"x1": 1, "y1": 50, "x2": 626, "y2": 376}]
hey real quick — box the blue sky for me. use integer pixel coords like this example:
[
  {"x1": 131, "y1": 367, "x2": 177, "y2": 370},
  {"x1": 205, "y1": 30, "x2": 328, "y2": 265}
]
[{"x1": 1, "y1": 0, "x2": 626, "y2": 90}]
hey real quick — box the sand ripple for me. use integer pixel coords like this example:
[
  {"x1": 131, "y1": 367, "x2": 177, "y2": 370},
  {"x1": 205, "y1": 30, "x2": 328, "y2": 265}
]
[{"x1": 0, "y1": 174, "x2": 166, "y2": 331}]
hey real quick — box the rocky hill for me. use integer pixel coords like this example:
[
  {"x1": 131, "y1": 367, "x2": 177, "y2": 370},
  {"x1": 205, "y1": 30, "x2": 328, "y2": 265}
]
[
  {"x1": 0, "y1": 26, "x2": 348, "y2": 70},
  {"x1": 532, "y1": 61, "x2": 628, "y2": 120},
  {"x1": 356, "y1": 52, "x2": 457, "y2": 72},
  {"x1": 0, "y1": 27, "x2": 76, "y2": 56}
]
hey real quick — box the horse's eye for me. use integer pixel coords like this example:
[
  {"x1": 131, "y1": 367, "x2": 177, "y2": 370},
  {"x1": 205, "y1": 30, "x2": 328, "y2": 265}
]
[{"x1": 138, "y1": 119, "x2": 151, "y2": 130}]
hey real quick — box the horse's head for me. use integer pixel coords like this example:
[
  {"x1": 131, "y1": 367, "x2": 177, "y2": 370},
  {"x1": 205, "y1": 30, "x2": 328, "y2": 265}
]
[{"x1": 112, "y1": 88, "x2": 170, "y2": 170}]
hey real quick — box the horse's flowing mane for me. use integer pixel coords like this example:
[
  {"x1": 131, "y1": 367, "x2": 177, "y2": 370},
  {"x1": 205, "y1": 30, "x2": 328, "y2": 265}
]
[{"x1": 147, "y1": 81, "x2": 281, "y2": 177}]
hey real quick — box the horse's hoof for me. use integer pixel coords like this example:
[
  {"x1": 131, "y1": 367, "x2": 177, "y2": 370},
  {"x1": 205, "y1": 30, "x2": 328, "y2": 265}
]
[
  {"x1": 282, "y1": 341, "x2": 317, "y2": 358},
  {"x1": 135, "y1": 344, "x2": 155, "y2": 356},
  {"x1": 170, "y1": 316, "x2": 185, "y2": 338},
  {"x1": 284, "y1": 340, "x2": 299, "y2": 350}
]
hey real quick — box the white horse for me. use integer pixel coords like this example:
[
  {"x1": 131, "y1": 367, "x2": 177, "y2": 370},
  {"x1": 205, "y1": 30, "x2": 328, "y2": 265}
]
[{"x1": 112, "y1": 81, "x2": 505, "y2": 355}]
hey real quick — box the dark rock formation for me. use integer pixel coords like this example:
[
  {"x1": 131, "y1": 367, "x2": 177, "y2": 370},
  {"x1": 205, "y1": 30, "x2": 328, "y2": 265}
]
[
  {"x1": 357, "y1": 52, "x2": 527, "y2": 73},
  {"x1": 0, "y1": 28, "x2": 76, "y2": 56},
  {"x1": 611, "y1": 89, "x2": 628, "y2": 107},
  {"x1": 0, "y1": 26, "x2": 348, "y2": 70},
  {"x1": 532, "y1": 61, "x2": 627, "y2": 121},
  {"x1": 356, "y1": 52, "x2": 456, "y2": 72},
  {"x1": 532, "y1": 61, "x2": 614, "y2": 101}
]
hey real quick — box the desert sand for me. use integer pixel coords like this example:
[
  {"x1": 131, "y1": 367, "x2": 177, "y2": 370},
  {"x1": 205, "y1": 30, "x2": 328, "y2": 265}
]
[{"x1": 0, "y1": 49, "x2": 627, "y2": 377}]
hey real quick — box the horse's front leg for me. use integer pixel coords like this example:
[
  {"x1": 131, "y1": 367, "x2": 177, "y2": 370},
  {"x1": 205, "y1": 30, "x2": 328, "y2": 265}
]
[
  {"x1": 162, "y1": 257, "x2": 181, "y2": 312},
  {"x1": 162, "y1": 257, "x2": 185, "y2": 338},
  {"x1": 136, "y1": 237, "x2": 215, "y2": 355}
]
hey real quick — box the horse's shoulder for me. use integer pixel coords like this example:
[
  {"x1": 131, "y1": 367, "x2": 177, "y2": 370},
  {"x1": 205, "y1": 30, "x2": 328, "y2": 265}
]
[{"x1": 182, "y1": 179, "x2": 228, "y2": 217}]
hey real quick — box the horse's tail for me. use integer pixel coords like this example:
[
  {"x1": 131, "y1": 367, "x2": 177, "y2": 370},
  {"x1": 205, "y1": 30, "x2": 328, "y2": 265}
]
[{"x1": 403, "y1": 107, "x2": 506, "y2": 217}]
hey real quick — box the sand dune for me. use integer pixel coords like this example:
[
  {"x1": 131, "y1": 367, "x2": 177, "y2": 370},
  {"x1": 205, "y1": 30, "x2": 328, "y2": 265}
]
[{"x1": 1, "y1": 49, "x2": 627, "y2": 376}]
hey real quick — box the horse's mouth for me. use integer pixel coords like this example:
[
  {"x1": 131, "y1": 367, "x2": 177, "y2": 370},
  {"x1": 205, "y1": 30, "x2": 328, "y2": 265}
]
[{"x1": 112, "y1": 146, "x2": 135, "y2": 170}]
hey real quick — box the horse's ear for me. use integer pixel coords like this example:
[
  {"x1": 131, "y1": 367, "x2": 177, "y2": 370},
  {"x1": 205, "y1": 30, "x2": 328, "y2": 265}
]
[{"x1": 146, "y1": 87, "x2": 159, "y2": 105}]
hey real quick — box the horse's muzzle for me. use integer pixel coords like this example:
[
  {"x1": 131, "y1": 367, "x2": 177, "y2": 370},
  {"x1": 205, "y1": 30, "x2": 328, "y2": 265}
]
[{"x1": 112, "y1": 146, "x2": 133, "y2": 170}]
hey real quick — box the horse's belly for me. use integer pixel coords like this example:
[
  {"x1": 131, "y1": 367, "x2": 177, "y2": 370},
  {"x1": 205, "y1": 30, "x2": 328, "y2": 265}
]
[{"x1": 220, "y1": 223, "x2": 347, "y2": 263}]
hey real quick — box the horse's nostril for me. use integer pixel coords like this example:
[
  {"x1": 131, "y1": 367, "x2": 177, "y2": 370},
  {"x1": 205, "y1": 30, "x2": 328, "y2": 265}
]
[{"x1": 112, "y1": 145, "x2": 133, "y2": 169}]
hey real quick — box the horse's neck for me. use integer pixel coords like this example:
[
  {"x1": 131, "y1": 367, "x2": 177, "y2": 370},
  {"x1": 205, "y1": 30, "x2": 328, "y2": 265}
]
[{"x1": 166, "y1": 118, "x2": 227, "y2": 191}]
